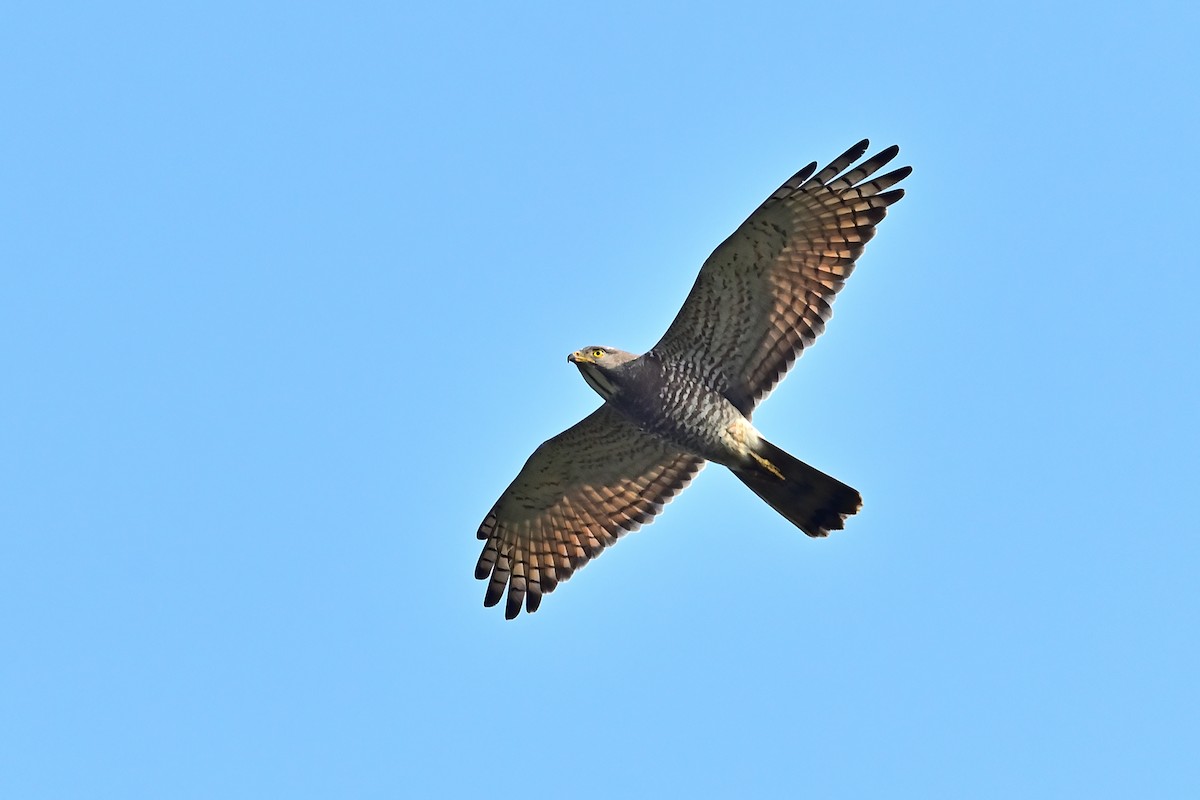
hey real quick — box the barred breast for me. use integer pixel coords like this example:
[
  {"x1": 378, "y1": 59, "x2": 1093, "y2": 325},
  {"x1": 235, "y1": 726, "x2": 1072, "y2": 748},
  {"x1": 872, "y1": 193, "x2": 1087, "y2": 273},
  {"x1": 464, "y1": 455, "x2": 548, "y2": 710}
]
[{"x1": 612, "y1": 353, "x2": 756, "y2": 466}]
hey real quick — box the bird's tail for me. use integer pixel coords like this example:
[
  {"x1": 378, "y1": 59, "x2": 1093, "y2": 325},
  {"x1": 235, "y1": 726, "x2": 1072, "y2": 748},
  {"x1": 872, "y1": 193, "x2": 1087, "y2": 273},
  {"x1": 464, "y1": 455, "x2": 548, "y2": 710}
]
[{"x1": 730, "y1": 437, "x2": 862, "y2": 537}]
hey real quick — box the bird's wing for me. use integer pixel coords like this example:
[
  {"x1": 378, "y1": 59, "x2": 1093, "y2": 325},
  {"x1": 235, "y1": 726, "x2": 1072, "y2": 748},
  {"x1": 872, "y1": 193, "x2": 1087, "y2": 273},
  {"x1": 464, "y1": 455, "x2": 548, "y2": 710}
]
[
  {"x1": 476, "y1": 404, "x2": 705, "y2": 619},
  {"x1": 652, "y1": 140, "x2": 910, "y2": 415}
]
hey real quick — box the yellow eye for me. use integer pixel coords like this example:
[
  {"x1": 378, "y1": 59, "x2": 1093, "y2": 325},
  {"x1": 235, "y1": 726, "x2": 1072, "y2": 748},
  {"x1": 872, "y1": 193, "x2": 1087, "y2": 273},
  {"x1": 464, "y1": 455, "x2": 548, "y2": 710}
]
[{"x1": 591, "y1": 349, "x2": 605, "y2": 359}]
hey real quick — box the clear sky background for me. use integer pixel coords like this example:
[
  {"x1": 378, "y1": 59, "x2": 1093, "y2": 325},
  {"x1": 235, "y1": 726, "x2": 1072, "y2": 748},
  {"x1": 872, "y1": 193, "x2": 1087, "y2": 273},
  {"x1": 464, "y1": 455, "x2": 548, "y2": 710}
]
[{"x1": 3, "y1": 2, "x2": 1198, "y2": 797}]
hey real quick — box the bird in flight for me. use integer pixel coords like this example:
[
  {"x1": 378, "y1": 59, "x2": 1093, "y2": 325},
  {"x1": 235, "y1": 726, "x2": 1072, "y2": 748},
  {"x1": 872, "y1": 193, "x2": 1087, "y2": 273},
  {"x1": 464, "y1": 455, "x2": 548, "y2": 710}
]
[{"x1": 476, "y1": 140, "x2": 910, "y2": 618}]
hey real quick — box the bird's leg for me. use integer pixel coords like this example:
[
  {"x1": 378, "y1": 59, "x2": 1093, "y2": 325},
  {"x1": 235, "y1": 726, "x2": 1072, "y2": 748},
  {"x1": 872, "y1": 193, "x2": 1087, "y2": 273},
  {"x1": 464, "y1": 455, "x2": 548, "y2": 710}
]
[{"x1": 751, "y1": 451, "x2": 785, "y2": 480}]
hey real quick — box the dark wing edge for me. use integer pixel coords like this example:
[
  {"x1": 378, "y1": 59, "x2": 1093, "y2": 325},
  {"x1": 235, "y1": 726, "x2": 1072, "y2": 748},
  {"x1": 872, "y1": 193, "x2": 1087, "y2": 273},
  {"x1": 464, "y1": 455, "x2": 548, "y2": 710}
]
[
  {"x1": 651, "y1": 140, "x2": 911, "y2": 414},
  {"x1": 475, "y1": 405, "x2": 705, "y2": 619}
]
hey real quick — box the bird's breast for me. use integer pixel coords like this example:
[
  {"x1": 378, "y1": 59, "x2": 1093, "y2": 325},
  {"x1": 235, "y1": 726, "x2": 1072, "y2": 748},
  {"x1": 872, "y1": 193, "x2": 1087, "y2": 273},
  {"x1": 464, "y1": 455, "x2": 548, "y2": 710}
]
[{"x1": 611, "y1": 360, "x2": 752, "y2": 465}]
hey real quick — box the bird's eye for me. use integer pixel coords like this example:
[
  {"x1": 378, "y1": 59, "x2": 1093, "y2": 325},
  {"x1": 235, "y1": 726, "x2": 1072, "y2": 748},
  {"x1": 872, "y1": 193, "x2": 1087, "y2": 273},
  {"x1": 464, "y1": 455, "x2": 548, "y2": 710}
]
[{"x1": 592, "y1": 349, "x2": 605, "y2": 358}]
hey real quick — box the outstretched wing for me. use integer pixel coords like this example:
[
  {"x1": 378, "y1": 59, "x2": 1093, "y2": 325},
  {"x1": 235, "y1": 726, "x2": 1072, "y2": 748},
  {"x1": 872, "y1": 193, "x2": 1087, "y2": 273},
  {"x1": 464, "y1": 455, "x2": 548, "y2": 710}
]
[
  {"x1": 476, "y1": 405, "x2": 705, "y2": 619},
  {"x1": 652, "y1": 140, "x2": 910, "y2": 415}
]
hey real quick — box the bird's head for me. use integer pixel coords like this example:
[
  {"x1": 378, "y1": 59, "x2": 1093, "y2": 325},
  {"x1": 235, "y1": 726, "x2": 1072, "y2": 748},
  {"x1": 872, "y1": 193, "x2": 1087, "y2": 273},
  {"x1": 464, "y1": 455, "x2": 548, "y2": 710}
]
[{"x1": 567, "y1": 346, "x2": 637, "y2": 401}]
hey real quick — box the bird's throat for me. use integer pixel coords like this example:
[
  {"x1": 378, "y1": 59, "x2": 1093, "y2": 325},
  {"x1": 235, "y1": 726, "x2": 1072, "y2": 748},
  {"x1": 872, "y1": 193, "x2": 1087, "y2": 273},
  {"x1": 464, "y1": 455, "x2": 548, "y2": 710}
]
[{"x1": 578, "y1": 364, "x2": 618, "y2": 402}]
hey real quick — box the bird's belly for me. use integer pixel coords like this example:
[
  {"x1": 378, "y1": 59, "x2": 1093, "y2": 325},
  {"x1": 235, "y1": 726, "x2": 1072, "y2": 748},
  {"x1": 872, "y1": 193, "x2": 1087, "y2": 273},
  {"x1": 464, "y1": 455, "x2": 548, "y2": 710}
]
[{"x1": 616, "y1": 380, "x2": 757, "y2": 466}]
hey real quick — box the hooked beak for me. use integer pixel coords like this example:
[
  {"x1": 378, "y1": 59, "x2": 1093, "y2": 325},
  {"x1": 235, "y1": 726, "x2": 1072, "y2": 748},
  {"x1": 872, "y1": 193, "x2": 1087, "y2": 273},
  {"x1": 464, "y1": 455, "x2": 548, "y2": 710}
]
[{"x1": 567, "y1": 351, "x2": 592, "y2": 365}]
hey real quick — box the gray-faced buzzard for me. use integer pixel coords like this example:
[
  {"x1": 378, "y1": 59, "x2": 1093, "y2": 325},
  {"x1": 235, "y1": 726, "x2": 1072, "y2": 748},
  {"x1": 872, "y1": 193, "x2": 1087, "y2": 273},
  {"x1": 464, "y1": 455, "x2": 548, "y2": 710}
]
[{"x1": 476, "y1": 140, "x2": 910, "y2": 618}]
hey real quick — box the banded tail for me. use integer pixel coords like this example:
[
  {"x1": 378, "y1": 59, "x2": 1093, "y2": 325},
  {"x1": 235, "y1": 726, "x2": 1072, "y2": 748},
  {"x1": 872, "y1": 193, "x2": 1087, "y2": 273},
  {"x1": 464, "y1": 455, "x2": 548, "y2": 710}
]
[{"x1": 731, "y1": 437, "x2": 862, "y2": 537}]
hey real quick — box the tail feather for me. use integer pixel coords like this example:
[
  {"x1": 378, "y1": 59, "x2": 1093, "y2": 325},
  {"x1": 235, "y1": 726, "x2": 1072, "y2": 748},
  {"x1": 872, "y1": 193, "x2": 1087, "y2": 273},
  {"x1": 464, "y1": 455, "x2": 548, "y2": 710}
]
[{"x1": 731, "y1": 438, "x2": 861, "y2": 537}]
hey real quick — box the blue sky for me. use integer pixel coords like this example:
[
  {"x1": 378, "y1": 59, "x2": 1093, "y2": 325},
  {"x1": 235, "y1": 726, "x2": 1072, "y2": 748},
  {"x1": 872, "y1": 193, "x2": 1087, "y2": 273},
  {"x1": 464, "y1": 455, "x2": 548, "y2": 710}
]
[{"x1": 3, "y1": 2, "x2": 1198, "y2": 797}]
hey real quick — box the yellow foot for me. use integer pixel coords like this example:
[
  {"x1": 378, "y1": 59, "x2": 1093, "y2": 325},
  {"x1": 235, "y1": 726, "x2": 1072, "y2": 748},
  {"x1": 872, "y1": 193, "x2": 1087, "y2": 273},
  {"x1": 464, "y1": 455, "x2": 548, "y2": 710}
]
[{"x1": 751, "y1": 451, "x2": 785, "y2": 480}]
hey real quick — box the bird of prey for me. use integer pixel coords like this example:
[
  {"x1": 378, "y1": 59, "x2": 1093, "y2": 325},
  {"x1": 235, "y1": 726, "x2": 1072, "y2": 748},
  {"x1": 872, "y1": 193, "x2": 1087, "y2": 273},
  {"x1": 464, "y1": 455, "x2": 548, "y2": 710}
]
[{"x1": 476, "y1": 140, "x2": 910, "y2": 619}]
